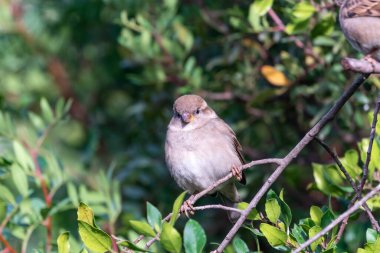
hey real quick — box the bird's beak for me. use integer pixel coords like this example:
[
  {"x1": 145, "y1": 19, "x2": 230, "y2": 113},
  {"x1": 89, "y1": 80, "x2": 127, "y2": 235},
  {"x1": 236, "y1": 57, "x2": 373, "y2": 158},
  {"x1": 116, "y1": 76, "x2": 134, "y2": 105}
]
[{"x1": 181, "y1": 112, "x2": 194, "y2": 123}]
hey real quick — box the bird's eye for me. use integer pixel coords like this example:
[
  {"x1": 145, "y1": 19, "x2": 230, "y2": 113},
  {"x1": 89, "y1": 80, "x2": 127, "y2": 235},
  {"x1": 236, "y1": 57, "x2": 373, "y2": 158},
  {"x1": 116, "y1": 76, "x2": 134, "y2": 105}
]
[
  {"x1": 175, "y1": 112, "x2": 181, "y2": 118},
  {"x1": 195, "y1": 108, "x2": 200, "y2": 114}
]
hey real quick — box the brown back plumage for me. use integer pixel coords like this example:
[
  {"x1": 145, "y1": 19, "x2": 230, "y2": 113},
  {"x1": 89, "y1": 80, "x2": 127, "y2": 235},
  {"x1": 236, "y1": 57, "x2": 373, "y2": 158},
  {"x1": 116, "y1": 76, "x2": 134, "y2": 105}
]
[{"x1": 341, "y1": 0, "x2": 380, "y2": 18}]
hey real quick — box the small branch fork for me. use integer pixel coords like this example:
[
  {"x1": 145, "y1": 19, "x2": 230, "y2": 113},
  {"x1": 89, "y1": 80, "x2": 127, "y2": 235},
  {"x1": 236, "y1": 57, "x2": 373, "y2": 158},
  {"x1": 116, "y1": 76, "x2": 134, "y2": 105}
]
[
  {"x1": 314, "y1": 137, "x2": 380, "y2": 240},
  {"x1": 293, "y1": 183, "x2": 380, "y2": 253}
]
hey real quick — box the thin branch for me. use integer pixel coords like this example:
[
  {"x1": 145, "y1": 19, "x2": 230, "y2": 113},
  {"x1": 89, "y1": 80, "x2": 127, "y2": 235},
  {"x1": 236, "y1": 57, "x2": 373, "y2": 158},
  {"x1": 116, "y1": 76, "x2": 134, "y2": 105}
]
[
  {"x1": 213, "y1": 74, "x2": 370, "y2": 252},
  {"x1": 314, "y1": 137, "x2": 380, "y2": 238},
  {"x1": 190, "y1": 158, "x2": 282, "y2": 205},
  {"x1": 0, "y1": 233, "x2": 17, "y2": 253},
  {"x1": 292, "y1": 183, "x2": 380, "y2": 253},
  {"x1": 358, "y1": 91, "x2": 380, "y2": 196}
]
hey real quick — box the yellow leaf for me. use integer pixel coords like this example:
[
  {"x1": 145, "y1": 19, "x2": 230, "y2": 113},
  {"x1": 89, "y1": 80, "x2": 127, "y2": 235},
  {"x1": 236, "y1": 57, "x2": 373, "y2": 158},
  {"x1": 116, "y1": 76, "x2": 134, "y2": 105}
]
[{"x1": 261, "y1": 65, "x2": 290, "y2": 87}]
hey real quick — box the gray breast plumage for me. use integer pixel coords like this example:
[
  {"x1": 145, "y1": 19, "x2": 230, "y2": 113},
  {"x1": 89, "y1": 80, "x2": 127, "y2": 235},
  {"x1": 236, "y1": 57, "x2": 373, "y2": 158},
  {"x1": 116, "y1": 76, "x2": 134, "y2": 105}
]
[{"x1": 165, "y1": 119, "x2": 241, "y2": 194}]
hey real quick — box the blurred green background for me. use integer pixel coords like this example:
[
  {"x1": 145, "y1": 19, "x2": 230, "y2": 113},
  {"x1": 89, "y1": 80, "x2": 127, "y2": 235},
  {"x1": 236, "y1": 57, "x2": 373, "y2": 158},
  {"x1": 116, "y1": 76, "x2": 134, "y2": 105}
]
[{"x1": 1, "y1": 0, "x2": 379, "y2": 252}]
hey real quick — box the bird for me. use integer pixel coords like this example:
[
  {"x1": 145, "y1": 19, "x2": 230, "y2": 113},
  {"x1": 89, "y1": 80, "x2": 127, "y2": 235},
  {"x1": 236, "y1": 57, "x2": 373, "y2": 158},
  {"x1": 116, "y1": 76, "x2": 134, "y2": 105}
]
[
  {"x1": 165, "y1": 94, "x2": 246, "y2": 217},
  {"x1": 339, "y1": 0, "x2": 380, "y2": 64}
]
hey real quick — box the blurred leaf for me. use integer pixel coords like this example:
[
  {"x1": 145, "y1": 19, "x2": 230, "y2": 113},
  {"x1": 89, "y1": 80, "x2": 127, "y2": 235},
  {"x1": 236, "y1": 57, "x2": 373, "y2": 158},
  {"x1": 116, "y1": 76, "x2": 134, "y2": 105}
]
[
  {"x1": 292, "y1": 2, "x2": 315, "y2": 21},
  {"x1": 129, "y1": 220, "x2": 156, "y2": 237},
  {"x1": 265, "y1": 198, "x2": 281, "y2": 224},
  {"x1": 260, "y1": 223, "x2": 287, "y2": 247},
  {"x1": 0, "y1": 184, "x2": 16, "y2": 205},
  {"x1": 40, "y1": 97, "x2": 55, "y2": 123},
  {"x1": 13, "y1": 140, "x2": 34, "y2": 171},
  {"x1": 67, "y1": 182, "x2": 79, "y2": 206},
  {"x1": 78, "y1": 221, "x2": 112, "y2": 253},
  {"x1": 11, "y1": 164, "x2": 29, "y2": 197},
  {"x1": 57, "y1": 232, "x2": 70, "y2": 253},
  {"x1": 184, "y1": 219, "x2": 206, "y2": 253},
  {"x1": 160, "y1": 222, "x2": 182, "y2": 253},
  {"x1": 261, "y1": 65, "x2": 290, "y2": 87},
  {"x1": 170, "y1": 191, "x2": 186, "y2": 226},
  {"x1": 366, "y1": 228, "x2": 379, "y2": 244},
  {"x1": 147, "y1": 202, "x2": 162, "y2": 232},
  {"x1": 233, "y1": 237, "x2": 249, "y2": 253},
  {"x1": 236, "y1": 202, "x2": 260, "y2": 220},
  {"x1": 249, "y1": 0, "x2": 273, "y2": 16}
]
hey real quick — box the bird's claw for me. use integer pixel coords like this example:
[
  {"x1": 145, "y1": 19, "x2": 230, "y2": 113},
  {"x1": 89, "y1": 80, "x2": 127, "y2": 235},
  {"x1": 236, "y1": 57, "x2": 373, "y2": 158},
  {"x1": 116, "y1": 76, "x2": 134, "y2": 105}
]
[
  {"x1": 231, "y1": 165, "x2": 243, "y2": 181},
  {"x1": 180, "y1": 200, "x2": 195, "y2": 218},
  {"x1": 364, "y1": 54, "x2": 378, "y2": 72}
]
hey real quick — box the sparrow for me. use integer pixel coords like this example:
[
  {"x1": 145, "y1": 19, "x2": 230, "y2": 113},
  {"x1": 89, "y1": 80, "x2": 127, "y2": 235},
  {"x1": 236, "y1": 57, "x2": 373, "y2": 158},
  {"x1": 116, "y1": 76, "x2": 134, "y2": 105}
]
[
  {"x1": 339, "y1": 0, "x2": 380, "y2": 63},
  {"x1": 165, "y1": 94, "x2": 246, "y2": 216}
]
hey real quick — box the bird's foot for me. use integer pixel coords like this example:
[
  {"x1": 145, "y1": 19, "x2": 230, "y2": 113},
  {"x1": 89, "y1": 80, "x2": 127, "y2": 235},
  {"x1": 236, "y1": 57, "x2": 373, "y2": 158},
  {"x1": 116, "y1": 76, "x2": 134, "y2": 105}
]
[
  {"x1": 231, "y1": 165, "x2": 243, "y2": 181},
  {"x1": 364, "y1": 54, "x2": 377, "y2": 72},
  {"x1": 180, "y1": 196, "x2": 195, "y2": 218}
]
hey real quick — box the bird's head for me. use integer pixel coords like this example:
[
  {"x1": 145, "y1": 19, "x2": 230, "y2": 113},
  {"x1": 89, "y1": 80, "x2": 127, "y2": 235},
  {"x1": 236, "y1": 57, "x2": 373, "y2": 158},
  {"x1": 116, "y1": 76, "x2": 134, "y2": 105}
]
[{"x1": 169, "y1": 94, "x2": 217, "y2": 130}]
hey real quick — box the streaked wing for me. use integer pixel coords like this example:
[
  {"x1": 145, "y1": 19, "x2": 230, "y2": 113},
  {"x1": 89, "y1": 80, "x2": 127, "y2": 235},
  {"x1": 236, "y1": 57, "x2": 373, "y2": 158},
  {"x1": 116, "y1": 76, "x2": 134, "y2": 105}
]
[
  {"x1": 342, "y1": 0, "x2": 380, "y2": 18},
  {"x1": 213, "y1": 118, "x2": 246, "y2": 185}
]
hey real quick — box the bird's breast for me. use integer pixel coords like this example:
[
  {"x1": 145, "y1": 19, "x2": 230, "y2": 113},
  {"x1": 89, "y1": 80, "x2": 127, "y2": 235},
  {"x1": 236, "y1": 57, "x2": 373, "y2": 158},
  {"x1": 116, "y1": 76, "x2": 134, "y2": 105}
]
[{"x1": 165, "y1": 127, "x2": 241, "y2": 193}]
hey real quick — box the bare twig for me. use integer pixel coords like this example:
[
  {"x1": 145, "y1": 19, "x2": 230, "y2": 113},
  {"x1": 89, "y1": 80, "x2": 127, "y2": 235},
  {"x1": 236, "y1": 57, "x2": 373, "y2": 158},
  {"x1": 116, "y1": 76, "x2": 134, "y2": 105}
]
[
  {"x1": 293, "y1": 183, "x2": 380, "y2": 253},
  {"x1": 213, "y1": 74, "x2": 370, "y2": 252},
  {"x1": 358, "y1": 92, "x2": 380, "y2": 196},
  {"x1": 0, "y1": 233, "x2": 17, "y2": 253},
  {"x1": 190, "y1": 158, "x2": 282, "y2": 205},
  {"x1": 341, "y1": 57, "x2": 380, "y2": 73},
  {"x1": 314, "y1": 137, "x2": 380, "y2": 238}
]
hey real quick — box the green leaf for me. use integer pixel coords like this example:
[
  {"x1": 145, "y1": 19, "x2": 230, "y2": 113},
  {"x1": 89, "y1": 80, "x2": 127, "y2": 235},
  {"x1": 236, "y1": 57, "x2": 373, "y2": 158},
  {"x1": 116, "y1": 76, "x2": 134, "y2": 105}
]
[
  {"x1": 57, "y1": 232, "x2": 70, "y2": 253},
  {"x1": 366, "y1": 228, "x2": 379, "y2": 244},
  {"x1": 236, "y1": 202, "x2": 260, "y2": 220},
  {"x1": 358, "y1": 237, "x2": 380, "y2": 252},
  {"x1": 250, "y1": 0, "x2": 273, "y2": 16},
  {"x1": 13, "y1": 140, "x2": 34, "y2": 171},
  {"x1": 129, "y1": 220, "x2": 156, "y2": 237},
  {"x1": 341, "y1": 149, "x2": 362, "y2": 179},
  {"x1": 67, "y1": 183, "x2": 79, "y2": 206},
  {"x1": 311, "y1": 14, "x2": 335, "y2": 39},
  {"x1": 170, "y1": 191, "x2": 186, "y2": 226},
  {"x1": 118, "y1": 240, "x2": 150, "y2": 252},
  {"x1": 147, "y1": 202, "x2": 162, "y2": 232},
  {"x1": 266, "y1": 190, "x2": 292, "y2": 227},
  {"x1": 160, "y1": 222, "x2": 182, "y2": 253},
  {"x1": 260, "y1": 223, "x2": 288, "y2": 247},
  {"x1": 77, "y1": 202, "x2": 95, "y2": 227},
  {"x1": 233, "y1": 237, "x2": 249, "y2": 253},
  {"x1": 292, "y1": 2, "x2": 315, "y2": 21},
  {"x1": 40, "y1": 97, "x2": 55, "y2": 123},
  {"x1": 310, "y1": 206, "x2": 323, "y2": 226},
  {"x1": 309, "y1": 226, "x2": 323, "y2": 251},
  {"x1": 78, "y1": 221, "x2": 112, "y2": 253},
  {"x1": 265, "y1": 198, "x2": 281, "y2": 224},
  {"x1": 291, "y1": 224, "x2": 306, "y2": 245},
  {"x1": 184, "y1": 219, "x2": 206, "y2": 253},
  {"x1": 0, "y1": 184, "x2": 16, "y2": 205},
  {"x1": 321, "y1": 209, "x2": 335, "y2": 229},
  {"x1": 11, "y1": 164, "x2": 29, "y2": 197}
]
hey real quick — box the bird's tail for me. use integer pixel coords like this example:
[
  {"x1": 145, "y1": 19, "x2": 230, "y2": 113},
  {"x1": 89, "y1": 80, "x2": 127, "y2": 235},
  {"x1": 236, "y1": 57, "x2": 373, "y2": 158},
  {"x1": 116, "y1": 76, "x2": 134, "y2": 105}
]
[{"x1": 219, "y1": 183, "x2": 241, "y2": 222}]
